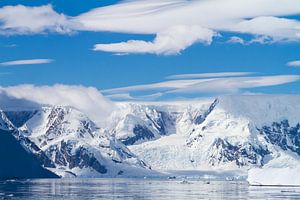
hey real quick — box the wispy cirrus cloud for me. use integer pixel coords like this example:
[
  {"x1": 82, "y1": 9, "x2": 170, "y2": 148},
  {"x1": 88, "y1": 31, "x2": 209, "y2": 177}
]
[
  {"x1": 287, "y1": 60, "x2": 300, "y2": 67},
  {"x1": 102, "y1": 79, "x2": 209, "y2": 94},
  {"x1": 1, "y1": 1, "x2": 300, "y2": 54},
  {"x1": 166, "y1": 75, "x2": 300, "y2": 94},
  {"x1": 102, "y1": 72, "x2": 300, "y2": 100},
  {"x1": 3, "y1": 44, "x2": 17, "y2": 48},
  {"x1": 106, "y1": 92, "x2": 163, "y2": 101},
  {"x1": 0, "y1": 59, "x2": 53, "y2": 66},
  {"x1": 166, "y1": 72, "x2": 253, "y2": 79}
]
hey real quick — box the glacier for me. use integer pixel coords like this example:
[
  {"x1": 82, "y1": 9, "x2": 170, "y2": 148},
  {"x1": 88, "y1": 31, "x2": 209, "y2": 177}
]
[{"x1": 1, "y1": 94, "x2": 300, "y2": 184}]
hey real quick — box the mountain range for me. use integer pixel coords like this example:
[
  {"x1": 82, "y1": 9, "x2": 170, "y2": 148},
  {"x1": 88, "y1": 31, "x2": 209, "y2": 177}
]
[{"x1": 1, "y1": 95, "x2": 300, "y2": 179}]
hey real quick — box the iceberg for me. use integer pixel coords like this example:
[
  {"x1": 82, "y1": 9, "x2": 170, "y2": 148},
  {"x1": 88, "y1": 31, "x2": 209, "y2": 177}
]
[
  {"x1": 248, "y1": 153, "x2": 300, "y2": 186},
  {"x1": 248, "y1": 167, "x2": 300, "y2": 186}
]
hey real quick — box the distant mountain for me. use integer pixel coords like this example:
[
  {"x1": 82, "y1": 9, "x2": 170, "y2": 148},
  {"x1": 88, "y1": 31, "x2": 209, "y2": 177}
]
[{"x1": 1, "y1": 95, "x2": 300, "y2": 178}]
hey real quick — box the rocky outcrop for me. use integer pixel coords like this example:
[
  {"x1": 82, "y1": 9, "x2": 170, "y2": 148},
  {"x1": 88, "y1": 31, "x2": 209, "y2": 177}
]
[
  {"x1": 209, "y1": 138, "x2": 270, "y2": 167},
  {"x1": 260, "y1": 120, "x2": 300, "y2": 155}
]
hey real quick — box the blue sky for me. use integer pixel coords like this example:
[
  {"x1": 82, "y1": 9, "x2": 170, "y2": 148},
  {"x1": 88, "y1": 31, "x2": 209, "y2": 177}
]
[{"x1": 0, "y1": 0, "x2": 300, "y2": 101}]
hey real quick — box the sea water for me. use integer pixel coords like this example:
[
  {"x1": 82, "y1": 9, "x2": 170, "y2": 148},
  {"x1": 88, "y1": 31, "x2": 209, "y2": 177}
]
[{"x1": 0, "y1": 178, "x2": 300, "y2": 199}]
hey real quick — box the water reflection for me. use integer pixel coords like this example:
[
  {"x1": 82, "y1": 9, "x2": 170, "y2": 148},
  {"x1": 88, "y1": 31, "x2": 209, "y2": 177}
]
[{"x1": 0, "y1": 179, "x2": 299, "y2": 199}]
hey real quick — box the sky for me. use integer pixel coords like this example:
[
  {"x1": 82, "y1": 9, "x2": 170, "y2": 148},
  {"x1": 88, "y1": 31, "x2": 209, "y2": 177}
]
[{"x1": 0, "y1": 0, "x2": 300, "y2": 101}]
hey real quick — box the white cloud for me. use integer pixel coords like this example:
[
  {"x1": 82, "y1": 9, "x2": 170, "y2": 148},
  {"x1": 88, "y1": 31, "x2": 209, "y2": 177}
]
[
  {"x1": 1, "y1": 85, "x2": 115, "y2": 125},
  {"x1": 76, "y1": 0, "x2": 300, "y2": 54},
  {"x1": 1, "y1": 1, "x2": 300, "y2": 54},
  {"x1": 167, "y1": 75, "x2": 300, "y2": 94},
  {"x1": 248, "y1": 36, "x2": 273, "y2": 44},
  {"x1": 0, "y1": 59, "x2": 53, "y2": 66},
  {"x1": 0, "y1": 4, "x2": 73, "y2": 35},
  {"x1": 167, "y1": 72, "x2": 253, "y2": 79},
  {"x1": 102, "y1": 79, "x2": 211, "y2": 94},
  {"x1": 75, "y1": 0, "x2": 300, "y2": 34},
  {"x1": 106, "y1": 92, "x2": 163, "y2": 101},
  {"x1": 106, "y1": 93, "x2": 135, "y2": 101},
  {"x1": 102, "y1": 73, "x2": 300, "y2": 100},
  {"x1": 94, "y1": 25, "x2": 216, "y2": 55},
  {"x1": 287, "y1": 60, "x2": 300, "y2": 67},
  {"x1": 229, "y1": 16, "x2": 300, "y2": 43},
  {"x1": 0, "y1": 90, "x2": 41, "y2": 110},
  {"x1": 227, "y1": 36, "x2": 245, "y2": 44}
]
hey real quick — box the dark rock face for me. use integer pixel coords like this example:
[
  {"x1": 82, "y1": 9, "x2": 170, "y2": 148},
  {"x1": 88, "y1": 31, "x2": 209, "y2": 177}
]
[
  {"x1": 194, "y1": 99, "x2": 219, "y2": 125},
  {"x1": 146, "y1": 111, "x2": 173, "y2": 136},
  {"x1": 45, "y1": 107, "x2": 66, "y2": 139},
  {"x1": 121, "y1": 125, "x2": 155, "y2": 145},
  {"x1": 78, "y1": 120, "x2": 97, "y2": 138},
  {"x1": 0, "y1": 129, "x2": 58, "y2": 179},
  {"x1": 260, "y1": 120, "x2": 300, "y2": 155},
  {"x1": 46, "y1": 141, "x2": 107, "y2": 174},
  {"x1": 209, "y1": 138, "x2": 270, "y2": 167},
  {"x1": 120, "y1": 109, "x2": 176, "y2": 146}
]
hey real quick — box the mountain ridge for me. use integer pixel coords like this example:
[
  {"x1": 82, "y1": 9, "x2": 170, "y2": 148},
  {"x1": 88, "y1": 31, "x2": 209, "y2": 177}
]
[{"x1": 1, "y1": 94, "x2": 300, "y2": 178}]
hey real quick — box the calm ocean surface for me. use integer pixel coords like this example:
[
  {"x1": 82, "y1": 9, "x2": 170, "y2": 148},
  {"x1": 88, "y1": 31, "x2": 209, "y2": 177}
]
[{"x1": 0, "y1": 178, "x2": 300, "y2": 199}]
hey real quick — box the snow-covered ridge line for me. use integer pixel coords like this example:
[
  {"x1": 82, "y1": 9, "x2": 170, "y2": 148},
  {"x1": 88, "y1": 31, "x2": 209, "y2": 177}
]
[
  {"x1": 1, "y1": 94, "x2": 300, "y2": 180},
  {"x1": 115, "y1": 94, "x2": 300, "y2": 125}
]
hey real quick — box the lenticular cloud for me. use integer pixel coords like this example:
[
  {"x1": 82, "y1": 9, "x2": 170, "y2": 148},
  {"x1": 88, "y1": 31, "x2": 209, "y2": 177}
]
[{"x1": 1, "y1": 0, "x2": 300, "y2": 54}]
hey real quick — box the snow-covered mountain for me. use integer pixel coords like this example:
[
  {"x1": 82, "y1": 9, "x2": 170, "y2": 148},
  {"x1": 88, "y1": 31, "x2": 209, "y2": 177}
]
[
  {"x1": 1, "y1": 107, "x2": 150, "y2": 178},
  {"x1": 110, "y1": 95, "x2": 300, "y2": 173},
  {"x1": 1, "y1": 94, "x2": 300, "y2": 179}
]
